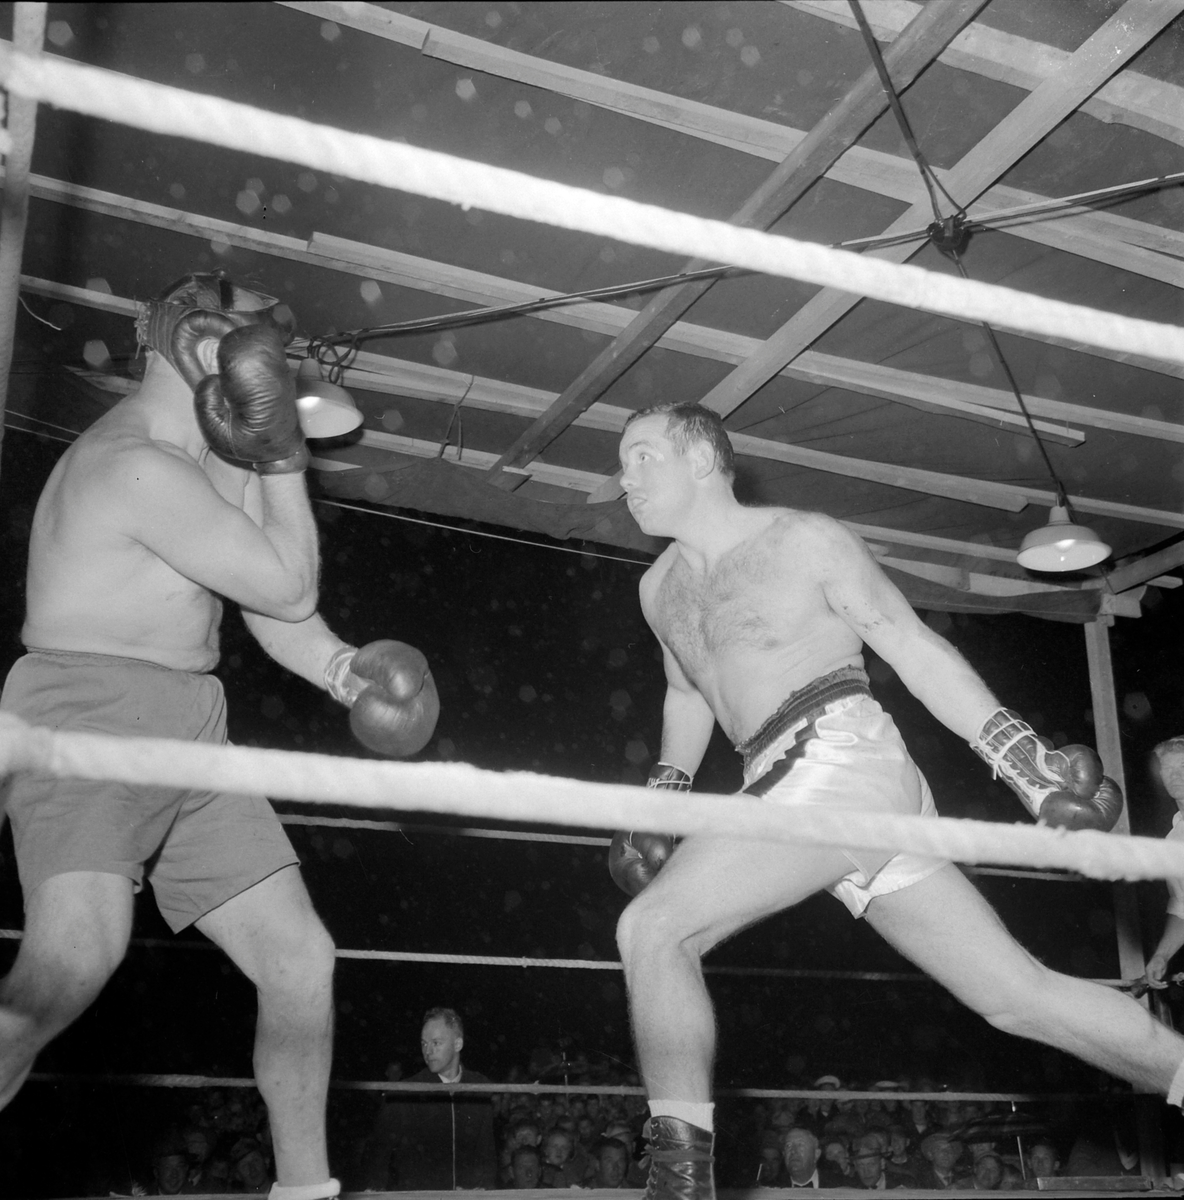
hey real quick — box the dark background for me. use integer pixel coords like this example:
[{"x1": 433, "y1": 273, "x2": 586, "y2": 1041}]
[{"x1": 2, "y1": 417, "x2": 1184, "y2": 1188}]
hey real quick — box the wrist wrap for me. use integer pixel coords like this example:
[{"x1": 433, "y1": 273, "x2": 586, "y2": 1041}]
[
  {"x1": 647, "y1": 763, "x2": 693, "y2": 791},
  {"x1": 970, "y1": 708, "x2": 1063, "y2": 818},
  {"x1": 324, "y1": 644, "x2": 362, "y2": 707}
]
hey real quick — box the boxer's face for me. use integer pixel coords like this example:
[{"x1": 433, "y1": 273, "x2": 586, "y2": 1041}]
[{"x1": 619, "y1": 416, "x2": 692, "y2": 536}]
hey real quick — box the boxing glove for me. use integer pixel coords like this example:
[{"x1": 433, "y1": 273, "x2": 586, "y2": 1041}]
[
  {"x1": 970, "y1": 708, "x2": 1124, "y2": 831},
  {"x1": 608, "y1": 763, "x2": 691, "y2": 897},
  {"x1": 325, "y1": 640, "x2": 439, "y2": 757},
  {"x1": 194, "y1": 324, "x2": 309, "y2": 474}
]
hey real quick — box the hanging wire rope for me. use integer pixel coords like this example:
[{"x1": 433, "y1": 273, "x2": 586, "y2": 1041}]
[{"x1": 849, "y1": 0, "x2": 1084, "y2": 525}]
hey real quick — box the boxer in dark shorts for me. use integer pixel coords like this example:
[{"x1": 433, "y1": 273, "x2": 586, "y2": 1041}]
[
  {"x1": 606, "y1": 403, "x2": 1183, "y2": 1200},
  {"x1": 0, "y1": 272, "x2": 438, "y2": 1200},
  {"x1": 1, "y1": 649, "x2": 298, "y2": 930}
]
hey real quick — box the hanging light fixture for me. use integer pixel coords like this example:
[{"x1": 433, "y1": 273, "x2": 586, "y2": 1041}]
[
  {"x1": 294, "y1": 358, "x2": 364, "y2": 438},
  {"x1": 848, "y1": 0, "x2": 1113, "y2": 578},
  {"x1": 1017, "y1": 502, "x2": 1110, "y2": 572}
]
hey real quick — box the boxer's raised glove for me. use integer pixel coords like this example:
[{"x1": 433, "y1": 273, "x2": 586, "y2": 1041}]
[
  {"x1": 608, "y1": 763, "x2": 691, "y2": 897},
  {"x1": 971, "y1": 708, "x2": 1123, "y2": 831},
  {"x1": 194, "y1": 324, "x2": 309, "y2": 474},
  {"x1": 325, "y1": 640, "x2": 439, "y2": 757}
]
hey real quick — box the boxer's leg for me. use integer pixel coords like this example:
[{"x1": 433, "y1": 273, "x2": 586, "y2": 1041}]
[
  {"x1": 867, "y1": 864, "x2": 1184, "y2": 1094},
  {"x1": 196, "y1": 865, "x2": 336, "y2": 1188},
  {"x1": 617, "y1": 834, "x2": 852, "y2": 1105},
  {"x1": 0, "y1": 871, "x2": 134, "y2": 1108}
]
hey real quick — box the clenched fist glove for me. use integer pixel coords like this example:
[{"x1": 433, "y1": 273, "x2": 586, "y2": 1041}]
[
  {"x1": 325, "y1": 640, "x2": 440, "y2": 757},
  {"x1": 608, "y1": 763, "x2": 691, "y2": 897},
  {"x1": 194, "y1": 324, "x2": 308, "y2": 474},
  {"x1": 971, "y1": 708, "x2": 1124, "y2": 831}
]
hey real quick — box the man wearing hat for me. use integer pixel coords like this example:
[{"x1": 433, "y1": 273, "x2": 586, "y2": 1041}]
[
  {"x1": 916, "y1": 1132, "x2": 966, "y2": 1189},
  {"x1": 852, "y1": 1132, "x2": 893, "y2": 1190}
]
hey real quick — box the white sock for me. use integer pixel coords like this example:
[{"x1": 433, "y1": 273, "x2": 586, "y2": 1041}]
[
  {"x1": 268, "y1": 1180, "x2": 341, "y2": 1200},
  {"x1": 648, "y1": 1100, "x2": 714, "y2": 1132},
  {"x1": 1169, "y1": 1057, "x2": 1184, "y2": 1107}
]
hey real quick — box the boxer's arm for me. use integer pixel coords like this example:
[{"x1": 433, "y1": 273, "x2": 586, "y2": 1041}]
[
  {"x1": 640, "y1": 558, "x2": 715, "y2": 774},
  {"x1": 242, "y1": 609, "x2": 349, "y2": 689},
  {"x1": 814, "y1": 517, "x2": 999, "y2": 740},
  {"x1": 117, "y1": 443, "x2": 318, "y2": 620},
  {"x1": 1148, "y1": 913, "x2": 1184, "y2": 983},
  {"x1": 657, "y1": 641, "x2": 716, "y2": 776}
]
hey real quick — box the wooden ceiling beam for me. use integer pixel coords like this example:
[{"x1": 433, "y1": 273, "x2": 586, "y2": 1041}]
[
  {"x1": 23, "y1": 276, "x2": 1184, "y2": 530},
  {"x1": 783, "y1": 0, "x2": 1184, "y2": 148},
  {"x1": 274, "y1": 5, "x2": 1184, "y2": 291},
  {"x1": 1101, "y1": 540, "x2": 1184, "y2": 594},
  {"x1": 12, "y1": 177, "x2": 1179, "y2": 440},
  {"x1": 476, "y1": 0, "x2": 989, "y2": 481},
  {"x1": 697, "y1": 0, "x2": 1183, "y2": 421}
]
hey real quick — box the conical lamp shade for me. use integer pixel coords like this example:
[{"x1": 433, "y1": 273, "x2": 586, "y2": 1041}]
[
  {"x1": 295, "y1": 360, "x2": 364, "y2": 438},
  {"x1": 1017, "y1": 504, "x2": 1110, "y2": 572}
]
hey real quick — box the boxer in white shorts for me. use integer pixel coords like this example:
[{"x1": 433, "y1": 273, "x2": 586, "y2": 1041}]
[{"x1": 604, "y1": 402, "x2": 1183, "y2": 1200}]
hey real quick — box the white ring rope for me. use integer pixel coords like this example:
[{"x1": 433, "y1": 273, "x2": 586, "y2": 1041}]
[
  {"x1": 278, "y1": 811, "x2": 609, "y2": 847},
  {"x1": 0, "y1": 46, "x2": 1181, "y2": 366},
  {"x1": 3, "y1": 714, "x2": 1184, "y2": 882},
  {"x1": 19, "y1": 1073, "x2": 1119, "y2": 1103}
]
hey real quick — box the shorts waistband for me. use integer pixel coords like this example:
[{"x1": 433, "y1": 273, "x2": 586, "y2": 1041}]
[
  {"x1": 22, "y1": 646, "x2": 212, "y2": 675},
  {"x1": 736, "y1": 666, "x2": 871, "y2": 772}
]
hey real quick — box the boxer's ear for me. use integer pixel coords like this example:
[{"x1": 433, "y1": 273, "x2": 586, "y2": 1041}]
[{"x1": 688, "y1": 440, "x2": 714, "y2": 479}]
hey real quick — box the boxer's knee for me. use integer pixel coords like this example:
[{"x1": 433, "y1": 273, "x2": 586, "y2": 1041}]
[
  {"x1": 970, "y1": 957, "x2": 1055, "y2": 1040},
  {"x1": 263, "y1": 912, "x2": 336, "y2": 1004},
  {"x1": 616, "y1": 891, "x2": 707, "y2": 969}
]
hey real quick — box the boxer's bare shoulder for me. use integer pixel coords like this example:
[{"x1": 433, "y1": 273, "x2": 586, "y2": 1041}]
[{"x1": 22, "y1": 405, "x2": 248, "y2": 671}]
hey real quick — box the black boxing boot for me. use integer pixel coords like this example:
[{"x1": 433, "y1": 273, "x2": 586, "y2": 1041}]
[{"x1": 643, "y1": 1116, "x2": 716, "y2": 1200}]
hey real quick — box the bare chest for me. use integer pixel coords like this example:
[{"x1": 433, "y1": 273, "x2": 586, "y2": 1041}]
[{"x1": 654, "y1": 543, "x2": 801, "y2": 673}]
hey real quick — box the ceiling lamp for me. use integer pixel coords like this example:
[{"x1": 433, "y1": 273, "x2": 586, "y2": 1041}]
[
  {"x1": 295, "y1": 358, "x2": 364, "y2": 438},
  {"x1": 1017, "y1": 503, "x2": 1110, "y2": 573}
]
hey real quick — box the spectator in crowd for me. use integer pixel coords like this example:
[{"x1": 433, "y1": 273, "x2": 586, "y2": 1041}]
[
  {"x1": 852, "y1": 1132, "x2": 891, "y2": 1190},
  {"x1": 588, "y1": 1138, "x2": 631, "y2": 1188},
  {"x1": 603, "y1": 1119, "x2": 647, "y2": 1187},
  {"x1": 962, "y1": 1152, "x2": 1004, "y2": 1191},
  {"x1": 151, "y1": 1139, "x2": 191, "y2": 1196},
  {"x1": 884, "y1": 1125, "x2": 919, "y2": 1187},
  {"x1": 780, "y1": 1127, "x2": 841, "y2": 1189},
  {"x1": 822, "y1": 1135, "x2": 855, "y2": 1182},
  {"x1": 540, "y1": 1127, "x2": 583, "y2": 1188},
  {"x1": 364, "y1": 1007, "x2": 497, "y2": 1190},
  {"x1": 509, "y1": 1146, "x2": 542, "y2": 1189},
  {"x1": 755, "y1": 1130, "x2": 784, "y2": 1186},
  {"x1": 1027, "y1": 1139, "x2": 1061, "y2": 1182},
  {"x1": 500, "y1": 1119, "x2": 542, "y2": 1186},
  {"x1": 916, "y1": 1133, "x2": 965, "y2": 1189},
  {"x1": 230, "y1": 1137, "x2": 273, "y2": 1194},
  {"x1": 803, "y1": 1077, "x2": 841, "y2": 1136}
]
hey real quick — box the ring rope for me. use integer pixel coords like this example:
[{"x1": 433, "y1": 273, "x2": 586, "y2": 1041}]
[
  {"x1": 276, "y1": 815, "x2": 1086, "y2": 883},
  {"x1": 20, "y1": 1072, "x2": 1127, "y2": 1103},
  {"x1": 0, "y1": 928, "x2": 926, "y2": 980},
  {"x1": 3, "y1": 714, "x2": 1183, "y2": 882},
  {"x1": 0, "y1": 47, "x2": 1181, "y2": 367},
  {"x1": 278, "y1": 811, "x2": 609, "y2": 847}
]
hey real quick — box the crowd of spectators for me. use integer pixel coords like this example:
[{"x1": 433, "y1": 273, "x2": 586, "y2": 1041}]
[{"x1": 0, "y1": 1059, "x2": 1148, "y2": 1194}]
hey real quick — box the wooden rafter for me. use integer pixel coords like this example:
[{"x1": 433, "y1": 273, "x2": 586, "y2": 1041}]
[
  {"x1": 697, "y1": 0, "x2": 1184, "y2": 421},
  {"x1": 28, "y1": 174, "x2": 1184, "y2": 446},
  {"x1": 14, "y1": 174, "x2": 1184, "y2": 443},
  {"x1": 273, "y1": 5, "x2": 1184, "y2": 290},
  {"x1": 476, "y1": 0, "x2": 989, "y2": 482},
  {"x1": 783, "y1": 0, "x2": 1184, "y2": 148},
  {"x1": 20, "y1": 276, "x2": 1184, "y2": 532}
]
